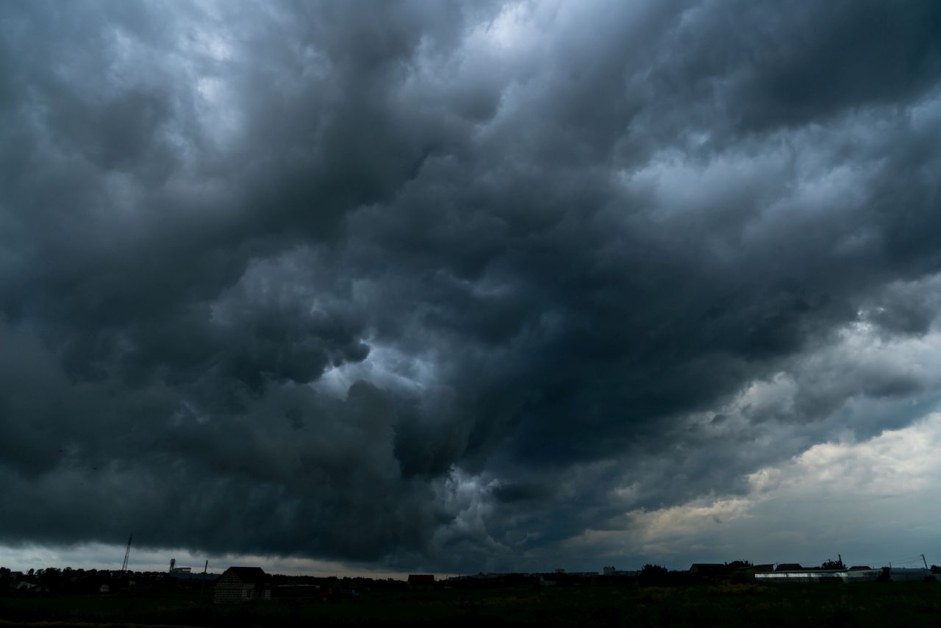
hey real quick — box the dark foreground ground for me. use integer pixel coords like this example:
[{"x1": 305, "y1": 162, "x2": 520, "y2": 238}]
[{"x1": 2, "y1": 582, "x2": 940, "y2": 627}]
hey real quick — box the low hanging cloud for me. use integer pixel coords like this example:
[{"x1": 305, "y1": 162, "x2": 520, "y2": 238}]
[
  {"x1": 566, "y1": 411, "x2": 941, "y2": 568},
  {"x1": 2, "y1": 0, "x2": 941, "y2": 572}
]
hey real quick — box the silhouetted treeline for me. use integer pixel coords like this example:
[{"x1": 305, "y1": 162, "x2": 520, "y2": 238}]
[
  {"x1": 1, "y1": 566, "x2": 180, "y2": 595},
  {"x1": 4, "y1": 560, "x2": 939, "y2": 598},
  {"x1": 0, "y1": 566, "x2": 421, "y2": 598}
]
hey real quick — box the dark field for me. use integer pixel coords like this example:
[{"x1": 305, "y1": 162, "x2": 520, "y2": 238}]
[{"x1": 2, "y1": 582, "x2": 940, "y2": 627}]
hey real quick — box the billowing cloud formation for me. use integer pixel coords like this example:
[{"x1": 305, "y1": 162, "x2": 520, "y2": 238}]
[
  {"x1": 566, "y1": 411, "x2": 941, "y2": 568},
  {"x1": 2, "y1": 0, "x2": 941, "y2": 572}
]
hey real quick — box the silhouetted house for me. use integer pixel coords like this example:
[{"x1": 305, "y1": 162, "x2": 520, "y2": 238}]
[
  {"x1": 213, "y1": 567, "x2": 270, "y2": 604},
  {"x1": 689, "y1": 564, "x2": 727, "y2": 576},
  {"x1": 888, "y1": 567, "x2": 929, "y2": 582},
  {"x1": 408, "y1": 574, "x2": 435, "y2": 588}
]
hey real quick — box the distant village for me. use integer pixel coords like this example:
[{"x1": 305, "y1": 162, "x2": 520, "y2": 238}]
[{"x1": 2, "y1": 556, "x2": 939, "y2": 603}]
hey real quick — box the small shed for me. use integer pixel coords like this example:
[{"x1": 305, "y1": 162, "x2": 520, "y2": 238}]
[{"x1": 213, "y1": 567, "x2": 270, "y2": 604}]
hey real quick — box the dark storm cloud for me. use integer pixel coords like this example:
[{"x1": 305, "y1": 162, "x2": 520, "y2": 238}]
[{"x1": 2, "y1": 0, "x2": 941, "y2": 571}]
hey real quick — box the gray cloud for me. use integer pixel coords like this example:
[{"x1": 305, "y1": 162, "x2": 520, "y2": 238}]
[{"x1": 2, "y1": 0, "x2": 941, "y2": 572}]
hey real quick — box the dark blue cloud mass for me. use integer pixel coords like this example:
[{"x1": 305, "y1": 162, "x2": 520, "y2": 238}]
[{"x1": 1, "y1": 0, "x2": 941, "y2": 572}]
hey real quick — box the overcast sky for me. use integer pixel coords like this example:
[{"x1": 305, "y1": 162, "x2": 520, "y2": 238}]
[{"x1": 2, "y1": 0, "x2": 941, "y2": 575}]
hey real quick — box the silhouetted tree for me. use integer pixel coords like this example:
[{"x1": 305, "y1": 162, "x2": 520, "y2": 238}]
[
  {"x1": 641, "y1": 564, "x2": 668, "y2": 576},
  {"x1": 639, "y1": 564, "x2": 670, "y2": 584},
  {"x1": 726, "y1": 560, "x2": 753, "y2": 570}
]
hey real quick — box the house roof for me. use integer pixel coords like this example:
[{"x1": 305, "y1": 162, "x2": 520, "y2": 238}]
[{"x1": 222, "y1": 566, "x2": 267, "y2": 583}]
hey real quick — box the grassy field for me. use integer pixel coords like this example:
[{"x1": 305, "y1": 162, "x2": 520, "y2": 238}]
[{"x1": 1, "y1": 582, "x2": 940, "y2": 627}]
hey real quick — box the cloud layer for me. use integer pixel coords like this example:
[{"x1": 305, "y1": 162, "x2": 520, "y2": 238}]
[{"x1": 2, "y1": 0, "x2": 941, "y2": 572}]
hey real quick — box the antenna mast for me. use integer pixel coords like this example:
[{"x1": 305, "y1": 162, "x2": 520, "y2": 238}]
[{"x1": 121, "y1": 535, "x2": 132, "y2": 573}]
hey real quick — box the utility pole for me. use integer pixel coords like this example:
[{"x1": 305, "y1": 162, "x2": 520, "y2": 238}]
[
  {"x1": 121, "y1": 535, "x2": 132, "y2": 573},
  {"x1": 922, "y1": 554, "x2": 929, "y2": 570}
]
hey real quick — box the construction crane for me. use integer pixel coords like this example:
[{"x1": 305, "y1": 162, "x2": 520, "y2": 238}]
[{"x1": 121, "y1": 535, "x2": 132, "y2": 573}]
